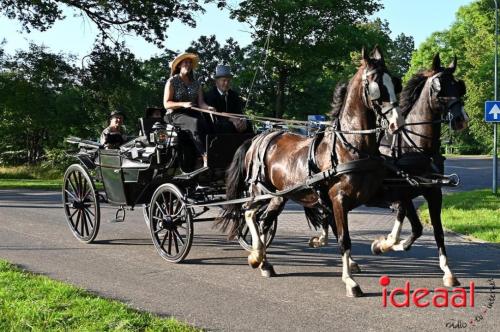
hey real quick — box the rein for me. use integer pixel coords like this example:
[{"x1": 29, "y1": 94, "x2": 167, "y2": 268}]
[{"x1": 189, "y1": 106, "x2": 385, "y2": 135}]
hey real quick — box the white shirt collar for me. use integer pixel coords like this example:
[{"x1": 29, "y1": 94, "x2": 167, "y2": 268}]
[{"x1": 217, "y1": 87, "x2": 227, "y2": 96}]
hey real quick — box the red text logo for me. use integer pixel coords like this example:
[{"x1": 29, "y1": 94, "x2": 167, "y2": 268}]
[{"x1": 380, "y1": 275, "x2": 474, "y2": 308}]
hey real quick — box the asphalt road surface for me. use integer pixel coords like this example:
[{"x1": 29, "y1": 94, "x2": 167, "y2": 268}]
[{"x1": 0, "y1": 157, "x2": 498, "y2": 331}]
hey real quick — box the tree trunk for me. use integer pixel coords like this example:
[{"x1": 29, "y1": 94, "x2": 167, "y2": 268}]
[{"x1": 274, "y1": 68, "x2": 287, "y2": 118}]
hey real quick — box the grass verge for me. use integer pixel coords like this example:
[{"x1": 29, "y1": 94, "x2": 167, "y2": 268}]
[
  {"x1": 419, "y1": 189, "x2": 500, "y2": 243},
  {"x1": 0, "y1": 260, "x2": 199, "y2": 331},
  {"x1": 0, "y1": 179, "x2": 62, "y2": 190},
  {"x1": 0, "y1": 165, "x2": 63, "y2": 180},
  {"x1": 0, "y1": 165, "x2": 63, "y2": 190}
]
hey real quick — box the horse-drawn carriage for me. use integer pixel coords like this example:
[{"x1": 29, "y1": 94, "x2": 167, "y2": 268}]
[
  {"x1": 63, "y1": 47, "x2": 469, "y2": 297},
  {"x1": 63, "y1": 114, "x2": 277, "y2": 263}
]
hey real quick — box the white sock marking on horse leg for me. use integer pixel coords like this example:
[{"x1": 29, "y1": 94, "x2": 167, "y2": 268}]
[
  {"x1": 342, "y1": 250, "x2": 358, "y2": 288},
  {"x1": 381, "y1": 219, "x2": 402, "y2": 251},
  {"x1": 259, "y1": 230, "x2": 267, "y2": 257},
  {"x1": 319, "y1": 226, "x2": 328, "y2": 245},
  {"x1": 439, "y1": 254, "x2": 454, "y2": 278},
  {"x1": 388, "y1": 219, "x2": 402, "y2": 243},
  {"x1": 245, "y1": 209, "x2": 262, "y2": 253}
]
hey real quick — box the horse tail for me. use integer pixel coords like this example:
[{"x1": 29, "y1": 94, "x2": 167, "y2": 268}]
[
  {"x1": 215, "y1": 138, "x2": 252, "y2": 239},
  {"x1": 303, "y1": 207, "x2": 325, "y2": 230}
]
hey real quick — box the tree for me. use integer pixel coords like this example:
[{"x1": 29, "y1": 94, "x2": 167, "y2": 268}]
[
  {"x1": 228, "y1": 0, "x2": 384, "y2": 118},
  {"x1": 406, "y1": 0, "x2": 494, "y2": 153},
  {"x1": 0, "y1": 45, "x2": 88, "y2": 163},
  {"x1": 0, "y1": 0, "x2": 226, "y2": 46},
  {"x1": 186, "y1": 35, "x2": 245, "y2": 86}
]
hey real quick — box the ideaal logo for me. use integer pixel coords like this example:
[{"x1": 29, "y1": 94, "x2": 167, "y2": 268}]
[{"x1": 379, "y1": 275, "x2": 475, "y2": 308}]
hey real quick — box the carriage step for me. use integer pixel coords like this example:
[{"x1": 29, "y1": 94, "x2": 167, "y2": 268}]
[{"x1": 174, "y1": 166, "x2": 209, "y2": 180}]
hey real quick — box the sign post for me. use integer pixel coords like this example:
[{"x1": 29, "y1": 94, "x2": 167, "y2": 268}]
[
  {"x1": 493, "y1": 0, "x2": 499, "y2": 195},
  {"x1": 485, "y1": 101, "x2": 499, "y2": 194}
]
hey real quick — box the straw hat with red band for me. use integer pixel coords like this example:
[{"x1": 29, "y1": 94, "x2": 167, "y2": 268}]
[{"x1": 169, "y1": 52, "x2": 199, "y2": 77}]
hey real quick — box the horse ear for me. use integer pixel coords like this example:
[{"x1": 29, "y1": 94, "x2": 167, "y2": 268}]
[
  {"x1": 361, "y1": 47, "x2": 369, "y2": 64},
  {"x1": 371, "y1": 45, "x2": 384, "y2": 63},
  {"x1": 432, "y1": 53, "x2": 441, "y2": 72},
  {"x1": 448, "y1": 55, "x2": 457, "y2": 73}
]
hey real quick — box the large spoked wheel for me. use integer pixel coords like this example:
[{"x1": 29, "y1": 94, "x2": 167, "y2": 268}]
[
  {"x1": 237, "y1": 215, "x2": 278, "y2": 252},
  {"x1": 149, "y1": 184, "x2": 193, "y2": 263},
  {"x1": 62, "y1": 164, "x2": 100, "y2": 243}
]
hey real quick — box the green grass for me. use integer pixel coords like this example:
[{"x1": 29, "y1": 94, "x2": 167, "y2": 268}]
[
  {"x1": 419, "y1": 189, "x2": 500, "y2": 243},
  {"x1": 0, "y1": 165, "x2": 63, "y2": 180},
  {"x1": 0, "y1": 179, "x2": 62, "y2": 190},
  {"x1": 0, "y1": 260, "x2": 199, "y2": 331}
]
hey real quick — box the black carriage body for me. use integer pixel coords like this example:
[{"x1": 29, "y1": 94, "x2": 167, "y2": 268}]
[
  {"x1": 97, "y1": 149, "x2": 155, "y2": 205},
  {"x1": 91, "y1": 129, "x2": 253, "y2": 206}
]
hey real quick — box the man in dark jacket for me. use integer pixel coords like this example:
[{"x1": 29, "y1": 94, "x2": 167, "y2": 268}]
[{"x1": 204, "y1": 65, "x2": 252, "y2": 134}]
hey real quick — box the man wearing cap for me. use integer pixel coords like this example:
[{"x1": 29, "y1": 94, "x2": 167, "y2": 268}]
[
  {"x1": 100, "y1": 110, "x2": 128, "y2": 149},
  {"x1": 163, "y1": 52, "x2": 215, "y2": 168},
  {"x1": 204, "y1": 65, "x2": 251, "y2": 134}
]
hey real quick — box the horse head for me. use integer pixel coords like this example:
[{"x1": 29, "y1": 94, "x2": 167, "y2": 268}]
[
  {"x1": 428, "y1": 53, "x2": 469, "y2": 131},
  {"x1": 360, "y1": 45, "x2": 404, "y2": 134}
]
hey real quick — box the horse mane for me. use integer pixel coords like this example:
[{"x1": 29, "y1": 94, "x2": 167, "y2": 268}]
[
  {"x1": 400, "y1": 71, "x2": 435, "y2": 116},
  {"x1": 330, "y1": 81, "x2": 348, "y2": 118}
]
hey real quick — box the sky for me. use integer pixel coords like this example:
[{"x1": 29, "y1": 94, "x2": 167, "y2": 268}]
[{"x1": 0, "y1": 0, "x2": 475, "y2": 61}]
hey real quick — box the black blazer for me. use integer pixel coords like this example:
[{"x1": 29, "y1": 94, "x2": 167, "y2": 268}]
[
  {"x1": 204, "y1": 86, "x2": 253, "y2": 134},
  {"x1": 204, "y1": 86, "x2": 243, "y2": 115}
]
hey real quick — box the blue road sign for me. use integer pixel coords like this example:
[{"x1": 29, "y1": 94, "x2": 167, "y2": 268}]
[{"x1": 485, "y1": 101, "x2": 500, "y2": 122}]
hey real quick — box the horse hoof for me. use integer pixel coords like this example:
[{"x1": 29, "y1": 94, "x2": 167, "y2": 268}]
[
  {"x1": 248, "y1": 252, "x2": 263, "y2": 269},
  {"x1": 260, "y1": 263, "x2": 277, "y2": 278},
  {"x1": 350, "y1": 262, "x2": 361, "y2": 273},
  {"x1": 308, "y1": 237, "x2": 320, "y2": 248},
  {"x1": 346, "y1": 285, "x2": 364, "y2": 298},
  {"x1": 371, "y1": 240, "x2": 383, "y2": 255},
  {"x1": 443, "y1": 275, "x2": 460, "y2": 288}
]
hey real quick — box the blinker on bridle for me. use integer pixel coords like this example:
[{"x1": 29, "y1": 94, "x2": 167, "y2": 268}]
[{"x1": 362, "y1": 68, "x2": 399, "y2": 129}]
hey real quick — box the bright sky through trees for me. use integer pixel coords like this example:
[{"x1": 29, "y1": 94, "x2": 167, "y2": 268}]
[{"x1": 0, "y1": 0, "x2": 473, "y2": 60}]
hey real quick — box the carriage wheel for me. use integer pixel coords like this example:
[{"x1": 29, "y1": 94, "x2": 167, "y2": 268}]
[
  {"x1": 237, "y1": 216, "x2": 278, "y2": 252},
  {"x1": 62, "y1": 164, "x2": 100, "y2": 243},
  {"x1": 149, "y1": 184, "x2": 193, "y2": 263}
]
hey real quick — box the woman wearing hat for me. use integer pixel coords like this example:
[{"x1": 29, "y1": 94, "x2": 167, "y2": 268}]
[{"x1": 163, "y1": 52, "x2": 214, "y2": 167}]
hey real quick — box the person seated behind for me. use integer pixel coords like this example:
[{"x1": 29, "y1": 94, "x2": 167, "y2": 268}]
[
  {"x1": 100, "y1": 110, "x2": 128, "y2": 149},
  {"x1": 204, "y1": 65, "x2": 252, "y2": 134},
  {"x1": 163, "y1": 52, "x2": 215, "y2": 168},
  {"x1": 146, "y1": 107, "x2": 166, "y2": 120}
]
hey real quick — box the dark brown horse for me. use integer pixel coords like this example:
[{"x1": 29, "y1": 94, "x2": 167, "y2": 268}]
[
  {"x1": 314, "y1": 54, "x2": 469, "y2": 288},
  {"x1": 216, "y1": 46, "x2": 403, "y2": 297}
]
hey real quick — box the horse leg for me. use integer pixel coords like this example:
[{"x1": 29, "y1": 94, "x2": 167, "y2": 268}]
[
  {"x1": 371, "y1": 199, "x2": 424, "y2": 254},
  {"x1": 397, "y1": 200, "x2": 423, "y2": 251},
  {"x1": 309, "y1": 220, "x2": 329, "y2": 248},
  {"x1": 245, "y1": 208, "x2": 264, "y2": 269},
  {"x1": 423, "y1": 189, "x2": 460, "y2": 287},
  {"x1": 258, "y1": 197, "x2": 286, "y2": 278},
  {"x1": 371, "y1": 202, "x2": 406, "y2": 255},
  {"x1": 331, "y1": 191, "x2": 363, "y2": 297}
]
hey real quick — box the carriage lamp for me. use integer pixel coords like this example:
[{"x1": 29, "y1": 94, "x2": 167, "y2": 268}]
[{"x1": 151, "y1": 122, "x2": 168, "y2": 145}]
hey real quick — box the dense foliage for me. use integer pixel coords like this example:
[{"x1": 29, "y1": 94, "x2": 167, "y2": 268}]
[
  {"x1": 406, "y1": 0, "x2": 496, "y2": 153},
  {"x1": 24, "y1": 0, "x2": 500, "y2": 165}
]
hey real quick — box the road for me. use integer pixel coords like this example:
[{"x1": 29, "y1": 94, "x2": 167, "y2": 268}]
[{"x1": 0, "y1": 157, "x2": 498, "y2": 331}]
